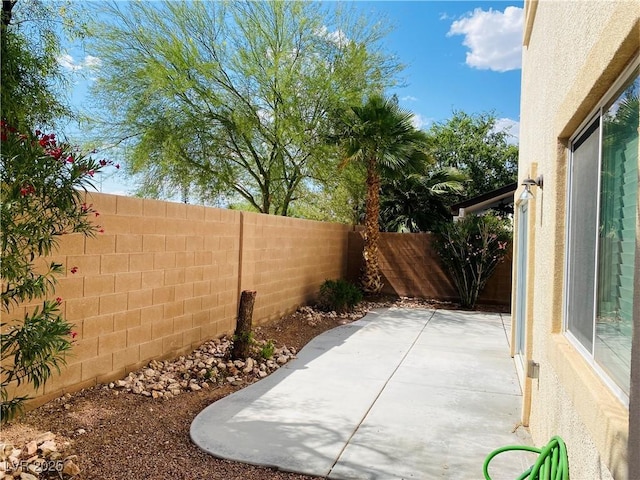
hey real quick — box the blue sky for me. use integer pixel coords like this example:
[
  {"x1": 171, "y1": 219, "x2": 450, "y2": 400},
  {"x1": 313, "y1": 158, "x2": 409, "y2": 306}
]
[
  {"x1": 359, "y1": 1, "x2": 523, "y2": 133},
  {"x1": 58, "y1": 1, "x2": 523, "y2": 196}
]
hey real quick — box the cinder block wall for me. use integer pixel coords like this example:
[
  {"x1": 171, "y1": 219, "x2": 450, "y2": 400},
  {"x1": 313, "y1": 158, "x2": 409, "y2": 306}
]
[
  {"x1": 240, "y1": 212, "x2": 350, "y2": 322},
  {"x1": 346, "y1": 231, "x2": 512, "y2": 306},
  {"x1": 4, "y1": 192, "x2": 349, "y2": 406}
]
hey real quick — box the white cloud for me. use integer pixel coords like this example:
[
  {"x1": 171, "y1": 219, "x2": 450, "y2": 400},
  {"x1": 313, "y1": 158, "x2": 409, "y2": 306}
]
[
  {"x1": 493, "y1": 117, "x2": 520, "y2": 145},
  {"x1": 411, "y1": 113, "x2": 431, "y2": 130},
  {"x1": 83, "y1": 55, "x2": 103, "y2": 69},
  {"x1": 401, "y1": 95, "x2": 418, "y2": 102},
  {"x1": 57, "y1": 53, "x2": 103, "y2": 72},
  {"x1": 57, "y1": 53, "x2": 82, "y2": 71},
  {"x1": 315, "y1": 26, "x2": 350, "y2": 47},
  {"x1": 448, "y1": 6, "x2": 523, "y2": 72}
]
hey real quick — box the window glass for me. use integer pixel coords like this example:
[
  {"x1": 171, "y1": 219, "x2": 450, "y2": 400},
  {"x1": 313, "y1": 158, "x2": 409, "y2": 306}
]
[
  {"x1": 567, "y1": 121, "x2": 600, "y2": 352},
  {"x1": 595, "y1": 72, "x2": 639, "y2": 393}
]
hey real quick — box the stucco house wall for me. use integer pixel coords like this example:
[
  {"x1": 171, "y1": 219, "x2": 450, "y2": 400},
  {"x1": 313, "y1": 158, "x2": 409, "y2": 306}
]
[{"x1": 515, "y1": 2, "x2": 639, "y2": 479}]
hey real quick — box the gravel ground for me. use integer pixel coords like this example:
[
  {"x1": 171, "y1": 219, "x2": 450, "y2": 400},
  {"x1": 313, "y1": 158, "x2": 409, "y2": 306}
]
[{"x1": 1, "y1": 296, "x2": 506, "y2": 480}]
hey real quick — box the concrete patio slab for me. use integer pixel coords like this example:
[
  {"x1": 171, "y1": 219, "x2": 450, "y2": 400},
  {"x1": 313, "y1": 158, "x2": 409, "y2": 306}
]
[{"x1": 190, "y1": 308, "x2": 535, "y2": 479}]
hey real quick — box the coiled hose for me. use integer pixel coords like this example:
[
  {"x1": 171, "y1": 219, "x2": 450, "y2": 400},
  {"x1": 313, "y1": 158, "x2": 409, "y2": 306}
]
[{"x1": 483, "y1": 435, "x2": 569, "y2": 480}]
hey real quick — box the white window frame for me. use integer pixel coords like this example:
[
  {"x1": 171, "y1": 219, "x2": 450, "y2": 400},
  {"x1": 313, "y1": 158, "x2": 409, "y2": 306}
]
[{"x1": 563, "y1": 57, "x2": 639, "y2": 407}]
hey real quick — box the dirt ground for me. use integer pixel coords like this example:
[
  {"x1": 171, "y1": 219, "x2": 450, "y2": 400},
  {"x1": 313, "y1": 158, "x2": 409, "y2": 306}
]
[{"x1": 1, "y1": 297, "x2": 507, "y2": 480}]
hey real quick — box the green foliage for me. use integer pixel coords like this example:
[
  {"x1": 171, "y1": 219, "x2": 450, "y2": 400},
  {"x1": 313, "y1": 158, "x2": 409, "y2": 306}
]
[
  {"x1": 86, "y1": 0, "x2": 401, "y2": 215},
  {"x1": 333, "y1": 94, "x2": 429, "y2": 176},
  {"x1": 426, "y1": 111, "x2": 518, "y2": 198},
  {"x1": 1, "y1": 123, "x2": 113, "y2": 423},
  {"x1": 379, "y1": 167, "x2": 468, "y2": 233},
  {"x1": 258, "y1": 340, "x2": 276, "y2": 360},
  {"x1": 0, "y1": 0, "x2": 81, "y2": 131},
  {"x1": 319, "y1": 279, "x2": 363, "y2": 313},
  {"x1": 288, "y1": 161, "x2": 366, "y2": 224},
  {"x1": 232, "y1": 331, "x2": 254, "y2": 345},
  {"x1": 1, "y1": 300, "x2": 74, "y2": 421},
  {"x1": 433, "y1": 213, "x2": 512, "y2": 309}
]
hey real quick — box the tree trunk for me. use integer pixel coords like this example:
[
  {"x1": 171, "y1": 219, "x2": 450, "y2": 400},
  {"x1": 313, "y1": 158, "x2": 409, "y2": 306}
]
[
  {"x1": 361, "y1": 159, "x2": 383, "y2": 294},
  {"x1": 2, "y1": 1, "x2": 15, "y2": 27},
  {"x1": 231, "y1": 290, "x2": 257, "y2": 360}
]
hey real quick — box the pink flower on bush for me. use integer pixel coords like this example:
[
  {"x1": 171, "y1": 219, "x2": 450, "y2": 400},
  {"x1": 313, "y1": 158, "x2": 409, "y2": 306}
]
[
  {"x1": 48, "y1": 148, "x2": 63, "y2": 160},
  {"x1": 19, "y1": 184, "x2": 35, "y2": 196}
]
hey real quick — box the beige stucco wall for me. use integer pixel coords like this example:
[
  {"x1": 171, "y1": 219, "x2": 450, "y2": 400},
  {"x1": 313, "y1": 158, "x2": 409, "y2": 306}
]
[{"x1": 516, "y1": 1, "x2": 639, "y2": 479}]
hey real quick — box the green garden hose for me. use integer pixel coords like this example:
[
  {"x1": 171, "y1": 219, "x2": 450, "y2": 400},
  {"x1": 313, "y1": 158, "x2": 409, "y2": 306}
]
[{"x1": 483, "y1": 435, "x2": 569, "y2": 480}]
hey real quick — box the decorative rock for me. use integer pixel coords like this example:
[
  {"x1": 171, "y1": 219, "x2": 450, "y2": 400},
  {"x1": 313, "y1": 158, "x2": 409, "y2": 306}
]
[
  {"x1": 19, "y1": 472, "x2": 37, "y2": 480},
  {"x1": 0, "y1": 444, "x2": 12, "y2": 460},
  {"x1": 38, "y1": 441, "x2": 56, "y2": 455},
  {"x1": 62, "y1": 459, "x2": 81, "y2": 476},
  {"x1": 76, "y1": 429, "x2": 86, "y2": 435},
  {"x1": 100, "y1": 331, "x2": 304, "y2": 399},
  {"x1": 244, "y1": 358, "x2": 255, "y2": 372},
  {"x1": 23, "y1": 443, "x2": 36, "y2": 458}
]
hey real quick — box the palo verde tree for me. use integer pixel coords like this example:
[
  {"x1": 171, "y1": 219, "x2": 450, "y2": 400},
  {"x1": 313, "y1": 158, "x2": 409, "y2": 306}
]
[
  {"x1": 86, "y1": 1, "x2": 401, "y2": 214},
  {"x1": 333, "y1": 94, "x2": 429, "y2": 294},
  {"x1": 426, "y1": 111, "x2": 518, "y2": 198}
]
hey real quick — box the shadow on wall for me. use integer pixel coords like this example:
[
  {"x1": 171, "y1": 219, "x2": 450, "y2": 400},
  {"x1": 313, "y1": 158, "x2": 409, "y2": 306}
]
[{"x1": 346, "y1": 231, "x2": 512, "y2": 307}]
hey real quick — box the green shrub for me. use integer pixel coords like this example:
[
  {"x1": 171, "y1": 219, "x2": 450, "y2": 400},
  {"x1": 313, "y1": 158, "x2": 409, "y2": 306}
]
[
  {"x1": 258, "y1": 340, "x2": 275, "y2": 360},
  {"x1": 433, "y1": 213, "x2": 512, "y2": 309},
  {"x1": 318, "y1": 279, "x2": 363, "y2": 313}
]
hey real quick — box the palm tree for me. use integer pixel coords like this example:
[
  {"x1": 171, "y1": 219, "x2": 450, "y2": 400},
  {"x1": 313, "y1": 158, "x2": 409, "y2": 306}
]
[
  {"x1": 335, "y1": 94, "x2": 429, "y2": 293},
  {"x1": 380, "y1": 167, "x2": 468, "y2": 233}
]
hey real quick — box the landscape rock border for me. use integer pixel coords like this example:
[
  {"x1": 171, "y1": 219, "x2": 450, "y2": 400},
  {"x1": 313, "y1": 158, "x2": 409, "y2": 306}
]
[
  {"x1": 0, "y1": 432, "x2": 80, "y2": 479},
  {"x1": 105, "y1": 299, "x2": 455, "y2": 401},
  {"x1": 106, "y1": 336, "x2": 297, "y2": 399}
]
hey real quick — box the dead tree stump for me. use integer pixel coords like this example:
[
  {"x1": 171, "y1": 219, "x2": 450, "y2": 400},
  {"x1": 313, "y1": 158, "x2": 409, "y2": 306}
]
[{"x1": 231, "y1": 290, "x2": 257, "y2": 360}]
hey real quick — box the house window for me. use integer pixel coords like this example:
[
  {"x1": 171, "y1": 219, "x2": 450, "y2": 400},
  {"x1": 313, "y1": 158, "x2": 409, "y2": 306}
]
[{"x1": 566, "y1": 65, "x2": 638, "y2": 399}]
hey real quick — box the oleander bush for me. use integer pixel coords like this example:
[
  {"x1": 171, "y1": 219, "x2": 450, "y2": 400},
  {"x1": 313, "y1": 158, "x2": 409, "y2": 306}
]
[
  {"x1": 0, "y1": 123, "x2": 115, "y2": 423},
  {"x1": 433, "y1": 213, "x2": 512, "y2": 309}
]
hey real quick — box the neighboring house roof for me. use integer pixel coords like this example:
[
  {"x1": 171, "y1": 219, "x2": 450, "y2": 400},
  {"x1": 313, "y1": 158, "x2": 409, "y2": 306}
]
[{"x1": 450, "y1": 182, "x2": 517, "y2": 218}]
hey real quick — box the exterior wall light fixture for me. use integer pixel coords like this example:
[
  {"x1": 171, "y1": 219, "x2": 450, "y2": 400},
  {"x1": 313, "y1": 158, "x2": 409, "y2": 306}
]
[{"x1": 519, "y1": 175, "x2": 543, "y2": 200}]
